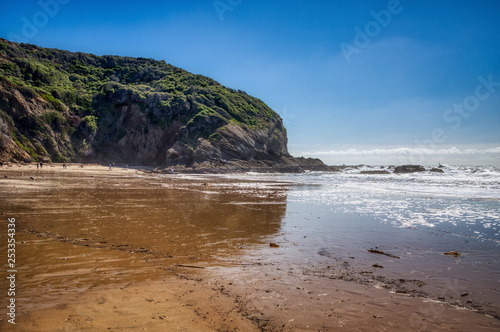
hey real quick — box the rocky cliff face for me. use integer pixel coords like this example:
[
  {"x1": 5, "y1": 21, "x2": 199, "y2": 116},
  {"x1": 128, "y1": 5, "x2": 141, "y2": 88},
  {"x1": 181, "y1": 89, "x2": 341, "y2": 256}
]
[
  {"x1": 90, "y1": 84, "x2": 288, "y2": 166},
  {"x1": 0, "y1": 79, "x2": 76, "y2": 163},
  {"x1": 0, "y1": 39, "x2": 325, "y2": 171}
]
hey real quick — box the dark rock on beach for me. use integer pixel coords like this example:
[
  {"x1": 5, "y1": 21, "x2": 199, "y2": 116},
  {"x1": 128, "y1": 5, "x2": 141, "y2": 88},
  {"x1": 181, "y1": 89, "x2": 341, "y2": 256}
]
[
  {"x1": 360, "y1": 170, "x2": 390, "y2": 175},
  {"x1": 430, "y1": 167, "x2": 444, "y2": 173},
  {"x1": 155, "y1": 155, "x2": 340, "y2": 174},
  {"x1": 394, "y1": 165, "x2": 426, "y2": 174}
]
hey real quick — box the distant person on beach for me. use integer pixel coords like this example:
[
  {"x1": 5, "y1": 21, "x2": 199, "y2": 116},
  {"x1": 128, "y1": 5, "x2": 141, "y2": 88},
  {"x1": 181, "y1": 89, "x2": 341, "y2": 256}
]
[
  {"x1": 109, "y1": 164, "x2": 112, "y2": 170},
  {"x1": 36, "y1": 163, "x2": 39, "y2": 169},
  {"x1": 40, "y1": 162, "x2": 43, "y2": 169}
]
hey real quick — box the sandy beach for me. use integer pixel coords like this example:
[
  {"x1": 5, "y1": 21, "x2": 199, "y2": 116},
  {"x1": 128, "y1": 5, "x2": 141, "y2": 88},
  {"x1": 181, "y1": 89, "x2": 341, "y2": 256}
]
[{"x1": 0, "y1": 164, "x2": 498, "y2": 331}]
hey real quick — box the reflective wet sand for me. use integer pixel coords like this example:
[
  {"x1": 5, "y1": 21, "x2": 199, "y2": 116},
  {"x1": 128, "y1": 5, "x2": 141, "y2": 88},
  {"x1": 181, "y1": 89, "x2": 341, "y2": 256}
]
[
  {"x1": 0, "y1": 165, "x2": 287, "y2": 331},
  {"x1": 13, "y1": 175, "x2": 285, "y2": 261},
  {"x1": 0, "y1": 165, "x2": 498, "y2": 331}
]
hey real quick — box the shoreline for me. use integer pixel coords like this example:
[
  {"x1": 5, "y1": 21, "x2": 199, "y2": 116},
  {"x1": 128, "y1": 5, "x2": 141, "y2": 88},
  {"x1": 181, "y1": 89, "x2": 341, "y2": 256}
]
[{"x1": 0, "y1": 165, "x2": 498, "y2": 331}]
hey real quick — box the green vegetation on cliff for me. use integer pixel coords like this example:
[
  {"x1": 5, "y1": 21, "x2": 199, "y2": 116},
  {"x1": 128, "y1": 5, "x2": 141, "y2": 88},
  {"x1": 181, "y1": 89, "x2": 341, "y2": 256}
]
[{"x1": 0, "y1": 39, "x2": 287, "y2": 164}]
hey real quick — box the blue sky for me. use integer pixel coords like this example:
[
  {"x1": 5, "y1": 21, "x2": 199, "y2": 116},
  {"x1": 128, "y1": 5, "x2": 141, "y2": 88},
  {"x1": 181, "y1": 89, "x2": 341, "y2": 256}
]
[{"x1": 1, "y1": 0, "x2": 499, "y2": 165}]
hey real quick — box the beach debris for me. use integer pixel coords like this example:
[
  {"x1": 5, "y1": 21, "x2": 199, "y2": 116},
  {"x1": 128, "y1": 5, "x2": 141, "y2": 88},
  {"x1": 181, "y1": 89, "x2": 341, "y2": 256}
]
[
  {"x1": 372, "y1": 264, "x2": 384, "y2": 268},
  {"x1": 30, "y1": 176, "x2": 35, "y2": 180},
  {"x1": 241, "y1": 262, "x2": 262, "y2": 267},
  {"x1": 461, "y1": 293, "x2": 469, "y2": 297},
  {"x1": 444, "y1": 251, "x2": 461, "y2": 257},
  {"x1": 270, "y1": 242, "x2": 280, "y2": 248},
  {"x1": 368, "y1": 249, "x2": 400, "y2": 259},
  {"x1": 175, "y1": 264, "x2": 205, "y2": 269},
  {"x1": 134, "y1": 248, "x2": 152, "y2": 254}
]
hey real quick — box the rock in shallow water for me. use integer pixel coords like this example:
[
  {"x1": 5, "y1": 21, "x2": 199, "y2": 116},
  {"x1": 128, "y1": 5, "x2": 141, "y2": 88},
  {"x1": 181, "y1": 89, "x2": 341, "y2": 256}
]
[{"x1": 394, "y1": 165, "x2": 426, "y2": 173}]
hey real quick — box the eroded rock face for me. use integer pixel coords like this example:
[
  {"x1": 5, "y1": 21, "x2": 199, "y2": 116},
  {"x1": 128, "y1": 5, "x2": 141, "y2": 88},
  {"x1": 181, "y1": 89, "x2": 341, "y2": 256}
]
[
  {"x1": 0, "y1": 82, "x2": 74, "y2": 163},
  {"x1": 211, "y1": 122, "x2": 288, "y2": 162},
  {"x1": 88, "y1": 91, "x2": 290, "y2": 166}
]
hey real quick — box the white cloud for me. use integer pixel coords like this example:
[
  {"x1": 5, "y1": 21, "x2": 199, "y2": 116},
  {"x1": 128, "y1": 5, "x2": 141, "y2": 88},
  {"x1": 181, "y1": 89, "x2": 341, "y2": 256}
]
[{"x1": 485, "y1": 147, "x2": 500, "y2": 153}]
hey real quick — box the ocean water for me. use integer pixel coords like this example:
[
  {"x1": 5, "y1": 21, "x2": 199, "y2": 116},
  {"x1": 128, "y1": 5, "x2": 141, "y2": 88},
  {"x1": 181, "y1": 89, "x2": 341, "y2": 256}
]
[
  {"x1": 215, "y1": 165, "x2": 500, "y2": 314},
  {"x1": 242, "y1": 165, "x2": 500, "y2": 240}
]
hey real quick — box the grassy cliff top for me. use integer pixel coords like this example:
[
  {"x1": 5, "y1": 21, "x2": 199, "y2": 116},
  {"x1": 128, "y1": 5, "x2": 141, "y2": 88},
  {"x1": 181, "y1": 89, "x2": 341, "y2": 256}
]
[{"x1": 0, "y1": 38, "x2": 279, "y2": 128}]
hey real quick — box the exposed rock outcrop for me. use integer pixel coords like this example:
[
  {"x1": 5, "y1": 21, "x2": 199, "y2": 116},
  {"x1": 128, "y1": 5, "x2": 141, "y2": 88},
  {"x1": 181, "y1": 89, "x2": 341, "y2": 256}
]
[
  {"x1": 158, "y1": 155, "x2": 337, "y2": 174},
  {"x1": 360, "y1": 170, "x2": 390, "y2": 175},
  {"x1": 394, "y1": 165, "x2": 426, "y2": 174}
]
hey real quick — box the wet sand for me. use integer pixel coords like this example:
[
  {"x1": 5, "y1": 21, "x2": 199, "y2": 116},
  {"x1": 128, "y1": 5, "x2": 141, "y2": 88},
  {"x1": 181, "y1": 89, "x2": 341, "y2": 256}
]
[{"x1": 0, "y1": 164, "x2": 498, "y2": 331}]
